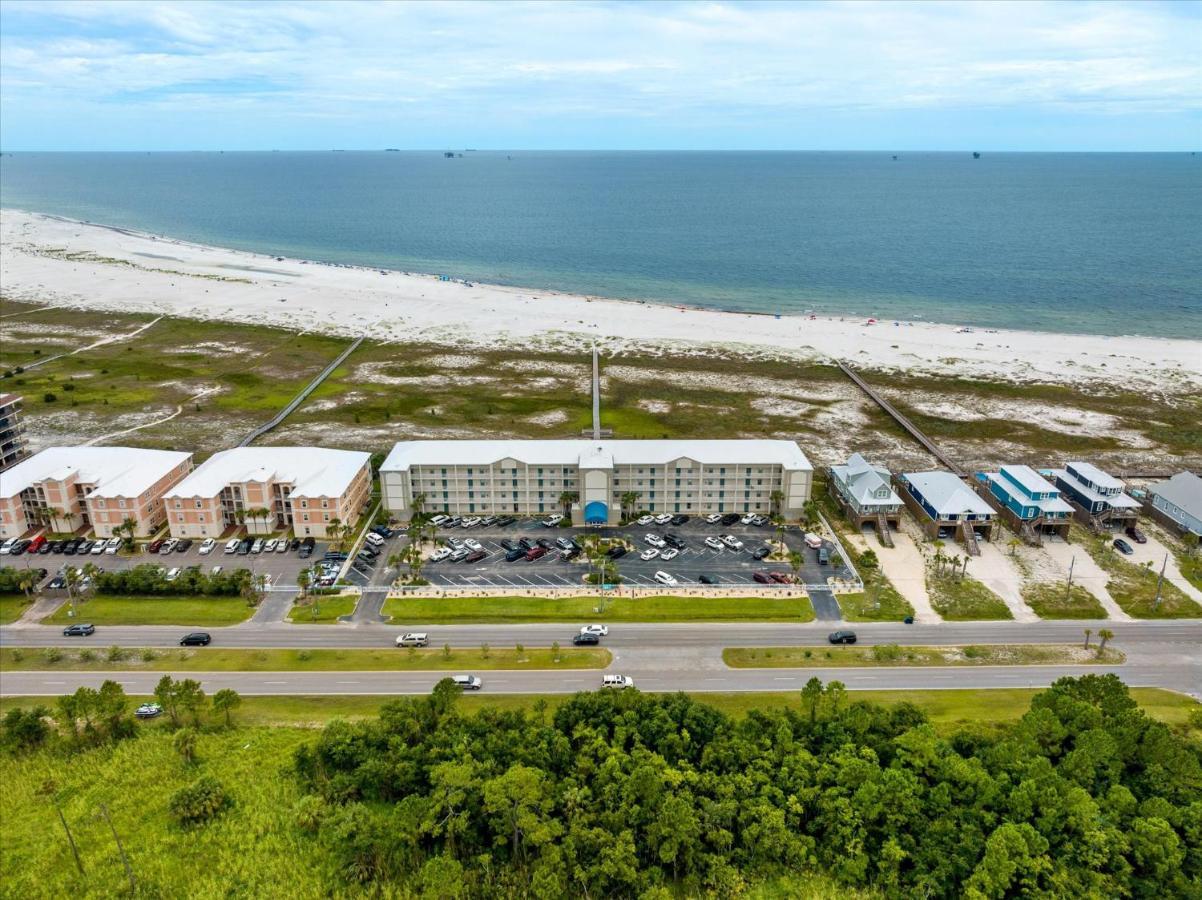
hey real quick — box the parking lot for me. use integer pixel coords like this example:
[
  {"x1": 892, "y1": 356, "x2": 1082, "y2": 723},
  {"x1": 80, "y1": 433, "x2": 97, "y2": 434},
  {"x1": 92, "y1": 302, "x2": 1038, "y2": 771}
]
[
  {"x1": 3, "y1": 536, "x2": 332, "y2": 593},
  {"x1": 414, "y1": 516, "x2": 852, "y2": 589}
]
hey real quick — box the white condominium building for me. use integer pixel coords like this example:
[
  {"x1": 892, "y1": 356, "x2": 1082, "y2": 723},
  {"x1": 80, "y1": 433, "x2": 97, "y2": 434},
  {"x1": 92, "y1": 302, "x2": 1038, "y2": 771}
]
[
  {"x1": 163, "y1": 447, "x2": 372, "y2": 539},
  {"x1": 380, "y1": 439, "x2": 813, "y2": 525}
]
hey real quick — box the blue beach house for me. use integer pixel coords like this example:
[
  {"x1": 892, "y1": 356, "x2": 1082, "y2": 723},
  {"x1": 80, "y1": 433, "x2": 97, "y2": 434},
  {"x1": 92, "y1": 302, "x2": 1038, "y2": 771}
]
[
  {"x1": 1051, "y1": 461, "x2": 1139, "y2": 531},
  {"x1": 896, "y1": 470, "x2": 995, "y2": 552},
  {"x1": 976, "y1": 464, "x2": 1073, "y2": 540}
]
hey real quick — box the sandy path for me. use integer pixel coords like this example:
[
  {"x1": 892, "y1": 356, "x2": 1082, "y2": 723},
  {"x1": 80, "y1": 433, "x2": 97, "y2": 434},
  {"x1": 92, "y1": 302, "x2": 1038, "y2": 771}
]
[
  {"x1": 83, "y1": 386, "x2": 219, "y2": 446},
  {"x1": 20, "y1": 314, "x2": 163, "y2": 370},
  {"x1": 969, "y1": 541, "x2": 1039, "y2": 622},
  {"x1": 1125, "y1": 529, "x2": 1202, "y2": 604},
  {"x1": 4, "y1": 209, "x2": 1201, "y2": 391},
  {"x1": 842, "y1": 519, "x2": 941, "y2": 622},
  {"x1": 1037, "y1": 539, "x2": 1132, "y2": 621}
]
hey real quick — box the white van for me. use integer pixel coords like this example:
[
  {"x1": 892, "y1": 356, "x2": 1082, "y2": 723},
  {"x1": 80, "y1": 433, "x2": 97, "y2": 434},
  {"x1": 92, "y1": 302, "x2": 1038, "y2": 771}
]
[
  {"x1": 364, "y1": 532, "x2": 385, "y2": 547},
  {"x1": 602, "y1": 674, "x2": 635, "y2": 689},
  {"x1": 224, "y1": 538, "x2": 241, "y2": 554}
]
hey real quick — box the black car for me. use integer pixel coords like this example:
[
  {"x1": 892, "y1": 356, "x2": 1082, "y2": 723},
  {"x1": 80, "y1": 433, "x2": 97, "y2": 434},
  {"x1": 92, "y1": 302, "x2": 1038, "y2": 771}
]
[
  {"x1": 698, "y1": 574, "x2": 717, "y2": 585},
  {"x1": 301, "y1": 536, "x2": 316, "y2": 548},
  {"x1": 536, "y1": 538, "x2": 555, "y2": 550},
  {"x1": 237, "y1": 539, "x2": 252, "y2": 555},
  {"x1": 298, "y1": 545, "x2": 314, "y2": 559},
  {"x1": 500, "y1": 539, "x2": 518, "y2": 551},
  {"x1": 63, "y1": 623, "x2": 95, "y2": 637},
  {"x1": 828, "y1": 630, "x2": 857, "y2": 645},
  {"x1": 751, "y1": 546, "x2": 771, "y2": 560},
  {"x1": 289, "y1": 538, "x2": 301, "y2": 550},
  {"x1": 1112, "y1": 538, "x2": 1134, "y2": 556},
  {"x1": 180, "y1": 632, "x2": 212, "y2": 647},
  {"x1": 663, "y1": 534, "x2": 685, "y2": 550},
  {"x1": 495, "y1": 516, "x2": 516, "y2": 527},
  {"x1": 720, "y1": 513, "x2": 741, "y2": 526},
  {"x1": 76, "y1": 540, "x2": 93, "y2": 554},
  {"x1": 517, "y1": 537, "x2": 533, "y2": 551},
  {"x1": 37, "y1": 542, "x2": 53, "y2": 555},
  {"x1": 324, "y1": 552, "x2": 349, "y2": 562},
  {"x1": 608, "y1": 545, "x2": 629, "y2": 559},
  {"x1": 50, "y1": 540, "x2": 66, "y2": 553},
  {"x1": 573, "y1": 632, "x2": 601, "y2": 646},
  {"x1": 505, "y1": 548, "x2": 526, "y2": 562},
  {"x1": 1125, "y1": 526, "x2": 1147, "y2": 544},
  {"x1": 175, "y1": 539, "x2": 193, "y2": 553},
  {"x1": 672, "y1": 514, "x2": 690, "y2": 525}
]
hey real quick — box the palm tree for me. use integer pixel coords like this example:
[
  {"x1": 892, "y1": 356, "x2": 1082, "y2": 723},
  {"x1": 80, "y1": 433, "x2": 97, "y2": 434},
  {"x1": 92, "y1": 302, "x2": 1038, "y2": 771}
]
[
  {"x1": 235, "y1": 508, "x2": 247, "y2": 533},
  {"x1": 17, "y1": 570, "x2": 36, "y2": 603},
  {"x1": 296, "y1": 568, "x2": 311, "y2": 598},
  {"x1": 619, "y1": 490, "x2": 641, "y2": 521},
  {"x1": 769, "y1": 489, "x2": 785, "y2": 519},
  {"x1": 788, "y1": 550, "x2": 804, "y2": 584},
  {"x1": 1097, "y1": 628, "x2": 1114, "y2": 653},
  {"x1": 558, "y1": 491, "x2": 579, "y2": 518},
  {"x1": 327, "y1": 517, "x2": 344, "y2": 551},
  {"x1": 1083, "y1": 628, "x2": 1092, "y2": 649},
  {"x1": 117, "y1": 516, "x2": 137, "y2": 552},
  {"x1": 410, "y1": 492, "x2": 429, "y2": 526}
]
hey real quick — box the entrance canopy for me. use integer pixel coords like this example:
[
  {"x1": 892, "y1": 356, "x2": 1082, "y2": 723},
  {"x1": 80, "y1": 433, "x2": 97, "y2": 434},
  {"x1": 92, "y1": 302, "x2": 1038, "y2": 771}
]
[{"x1": 584, "y1": 500, "x2": 608, "y2": 524}]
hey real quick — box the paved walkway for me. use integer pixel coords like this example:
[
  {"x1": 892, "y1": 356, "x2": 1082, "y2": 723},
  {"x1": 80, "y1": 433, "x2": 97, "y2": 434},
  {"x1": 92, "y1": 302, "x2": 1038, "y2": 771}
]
[
  {"x1": 250, "y1": 589, "x2": 296, "y2": 624},
  {"x1": 807, "y1": 587, "x2": 842, "y2": 621}
]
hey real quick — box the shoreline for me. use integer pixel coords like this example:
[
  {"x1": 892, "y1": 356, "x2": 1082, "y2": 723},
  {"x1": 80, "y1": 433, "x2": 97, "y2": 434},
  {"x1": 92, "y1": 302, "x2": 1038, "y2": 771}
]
[{"x1": 2, "y1": 208, "x2": 1200, "y2": 392}]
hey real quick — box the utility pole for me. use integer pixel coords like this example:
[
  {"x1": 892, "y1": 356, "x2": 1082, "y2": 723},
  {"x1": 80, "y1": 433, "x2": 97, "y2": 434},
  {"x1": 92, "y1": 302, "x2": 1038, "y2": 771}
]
[
  {"x1": 1153, "y1": 553, "x2": 1167, "y2": 610},
  {"x1": 1065, "y1": 555, "x2": 1075, "y2": 603},
  {"x1": 55, "y1": 805, "x2": 84, "y2": 875},
  {"x1": 97, "y1": 803, "x2": 136, "y2": 894}
]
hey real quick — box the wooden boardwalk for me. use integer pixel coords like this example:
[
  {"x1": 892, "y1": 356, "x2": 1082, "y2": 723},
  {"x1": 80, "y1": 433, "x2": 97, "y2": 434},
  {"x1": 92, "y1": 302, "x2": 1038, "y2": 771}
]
[{"x1": 836, "y1": 361, "x2": 966, "y2": 477}]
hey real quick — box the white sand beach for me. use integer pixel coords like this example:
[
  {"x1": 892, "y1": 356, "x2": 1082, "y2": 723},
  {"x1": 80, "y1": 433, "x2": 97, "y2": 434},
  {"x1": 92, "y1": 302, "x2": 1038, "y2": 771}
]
[{"x1": 2, "y1": 209, "x2": 1199, "y2": 391}]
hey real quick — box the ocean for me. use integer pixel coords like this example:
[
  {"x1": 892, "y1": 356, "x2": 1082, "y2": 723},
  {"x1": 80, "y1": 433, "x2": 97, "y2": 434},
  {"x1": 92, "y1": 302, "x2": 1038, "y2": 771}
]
[{"x1": 2, "y1": 151, "x2": 1199, "y2": 338}]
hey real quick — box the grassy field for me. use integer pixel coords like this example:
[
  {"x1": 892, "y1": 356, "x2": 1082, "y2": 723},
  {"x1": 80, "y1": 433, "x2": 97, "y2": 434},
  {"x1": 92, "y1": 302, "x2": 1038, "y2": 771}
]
[
  {"x1": 837, "y1": 578, "x2": 915, "y2": 622},
  {"x1": 1075, "y1": 527, "x2": 1202, "y2": 619},
  {"x1": 926, "y1": 573, "x2": 1014, "y2": 620},
  {"x1": 43, "y1": 595, "x2": 255, "y2": 626},
  {"x1": 723, "y1": 643, "x2": 1125, "y2": 668},
  {"x1": 0, "y1": 646, "x2": 610, "y2": 672},
  {"x1": 383, "y1": 593, "x2": 816, "y2": 623},
  {"x1": 1021, "y1": 582, "x2": 1109, "y2": 619},
  {"x1": 286, "y1": 592, "x2": 358, "y2": 623},
  {"x1": 0, "y1": 594, "x2": 33, "y2": 625}
]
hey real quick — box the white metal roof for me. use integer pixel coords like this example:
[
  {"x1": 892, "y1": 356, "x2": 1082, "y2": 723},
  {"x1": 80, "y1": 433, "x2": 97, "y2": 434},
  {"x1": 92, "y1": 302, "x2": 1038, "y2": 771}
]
[
  {"x1": 382, "y1": 439, "x2": 812, "y2": 472},
  {"x1": 1151, "y1": 472, "x2": 1202, "y2": 519},
  {"x1": 999, "y1": 465, "x2": 1058, "y2": 496},
  {"x1": 981, "y1": 472, "x2": 1073, "y2": 514},
  {"x1": 163, "y1": 447, "x2": 370, "y2": 500},
  {"x1": 902, "y1": 471, "x2": 994, "y2": 517},
  {"x1": 1065, "y1": 461, "x2": 1123, "y2": 492},
  {"x1": 0, "y1": 446, "x2": 192, "y2": 500},
  {"x1": 1052, "y1": 468, "x2": 1140, "y2": 509}
]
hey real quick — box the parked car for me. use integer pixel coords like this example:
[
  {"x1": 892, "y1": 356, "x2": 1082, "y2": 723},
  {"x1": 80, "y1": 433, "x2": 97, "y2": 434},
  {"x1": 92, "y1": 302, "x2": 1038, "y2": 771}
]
[
  {"x1": 134, "y1": 702, "x2": 163, "y2": 719},
  {"x1": 500, "y1": 539, "x2": 518, "y2": 551},
  {"x1": 461, "y1": 517, "x2": 481, "y2": 528},
  {"x1": 450, "y1": 675, "x2": 482, "y2": 690},
  {"x1": 464, "y1": 538, "x2": 482, "y2": 552},
  {"x1": 653, "y1": 570, "x2": 677, "y2": 586},
  {"x1": 751, "y1": 515, "x2": 770, "y2": 527},
  {"x1": 698, "y1": 574, "x2": 717, "y2": 585},
  {"x1": 573, "y1": 632, "x2": 600, "y2": 646},
  {"x1": 720, "y1": 534, "x2": 743, "y2": 550},
  {"x1": 180, "y1": 632, "x2": 212, "y2": 647},
  {"x1": 165, "y1": 567, "x2": 182, "y2": 581},
  {"x1": 720, "y1": 513, "x2": 741, "y2": 526},
  {"x1": 430, "y1": 547, "x2": 452, "y2": 562},
  {"x1": 298, "y1": 542, "x2": 313, "y2": 559},
  {"x1": 263, "y1": 538, "x2": 278, "y2": 553},
  {"x1": 637, "y1": 515, "x2": 655, "y2": 526},
  {"x1": 237, "y1": 539, "x2": 252, "y2": 556},
  {"x1": 495, "y1": 516, "x2": 516, "y2": 527},
  {"x1": 752, "y1": 571, "x2": 773, "y2": 584},
  {"x1": 654, "y1": 514, "x2": 672, "y2": 526},
  {"x1": 704, "y1": 535, "x2": 727, "y2": 552},
  {"x1": 556, "y1": 537, "x2": 575, "y2": 551},
  {"x1": 663, "y1": 534, "x2": 685, "y2": 550},
  {"x1": 50, "y1": 540, "x2": 66, "y2": 553},
  {"x1": 643, "y1": 533, "x2": 665, "y2": 548},
  {"x1": 640, "y1": 548, "x2": 660, "y2": 561},
  {"x1": 365, "y1": 533, "x2": 385, "y2": 547},
  {"x1": 289, "y1": 538, "x2": 301, "y2": 551},
  {"x1": 396, "y1": 632, "x2": 429, "y2": 647},
  {"x1": 1113, "y1": 538, "x2": 1134, "y2": 555},
  {"x1": 175, "y1": 539, "x2": 192, "y2": 553},
  {"x1": 223, "y1": 538, "x2": 240, "y2": 554},
  {"x1": 525, "y1": 546, "x2": 548, "y2": 561},
  {"x1": 660, "y1": 548, "x2": 679, "y2": 561},
  {"x1": 670, "y1": 514, "x2": 690, "y2": 525},
  {"x1": 740, "y1": 513, "x2": 757, "y2": 526},
  {"x1": 770, "y1": 571, "x2": 793, "y2": 584},
  {"x1": 817, "y1": 547, "x2": 831, "y2": 565},
  {"x1": 607, "y1": 545, "x2": 628, "y2": 559},
  {"x1": 580, "y1": 624, "x2": 609, "y2": 637},
  {"x1": 561, "y1": 547, "x2": 580, "y2": 561},
  {"x1": 517, "y1": 538, "x2": 533, "y2": 551},
  {"x1": 535, "y1": 538, "x2": 555, "y2": 550},
  {"x1": 804, "y1": 533, "x2": 824, "y2": 549},
  {"x1": 828, "y1": 630, "x2": 857, "y2": 645},
  {"x1": 464, "y1": 549, "x2": 487, "y2": 563},
  {"x1": 27, "y1": 535, "x2": 47, "y2": 552},
  {"x1": 543, "y1": 514, "x2": 564, "y2": 527},
  {"x1": 505, "y1": 548, "x2": 527, "y2": 562},
  {"x1": 104, "y1": 537, "x2": 122, "y2": 554},
  {"x1": 0, "y1": 538, "x2": 15, "y2": 555},
  {"x1": 1125, "y1": 526, "x2": 1147, "y2": 544},
  {"x1": 199, "y1": 538, "x2": 217, "y2": 555},
  {"x1": 449, "y1": 547, "x2": 469, "y2": 562},
  {"x1": 250, "y1": 539, "x2": 264, "y2": 554},
  {"x1": 90, "y1": 539, "x2": 107, "y2": 555},
  {"x1": 704, "y1": 514, "x2": 722, "y2": 524},
  {"x1": 275, "y1": 539, "x2": 288, "y2": 554},
  {"x1": 602, "y1": 674, "x2": 635, "y2": 689},
  {"x1": 38, "y1": 542, "x2": 54, "y2": 555},
  {"x1": 752, "y1": 546, "x2": 771, "y2": 560},
  {"x1": 430, "y1": 514, "x2": 449, "y2": 526},
  {"x1": 62, "y1": 623, "x2": 95, "y2": 637}
]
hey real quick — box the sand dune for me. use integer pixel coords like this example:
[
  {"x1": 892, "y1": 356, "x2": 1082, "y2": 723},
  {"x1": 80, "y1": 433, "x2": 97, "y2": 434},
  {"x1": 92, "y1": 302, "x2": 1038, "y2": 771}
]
[{"x1": 2, "y1": 209, "x2": 1198, "y2": 391}]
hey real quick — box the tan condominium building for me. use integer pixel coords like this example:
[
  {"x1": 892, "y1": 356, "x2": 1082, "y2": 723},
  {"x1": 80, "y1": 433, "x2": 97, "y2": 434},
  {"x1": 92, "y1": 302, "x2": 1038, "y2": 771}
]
[
  {"x1": 0, "y1": 393, "x2": 28, "y2": 471},
  {"x1": 0, "y1": 446, "x2": 193, "y2": 539},
  {"x1": 381, "y1": 439, "x2": 813, "y2": 525},
  {"x1": 163, "y1": 447, "x2": 372, "y2": 539}
]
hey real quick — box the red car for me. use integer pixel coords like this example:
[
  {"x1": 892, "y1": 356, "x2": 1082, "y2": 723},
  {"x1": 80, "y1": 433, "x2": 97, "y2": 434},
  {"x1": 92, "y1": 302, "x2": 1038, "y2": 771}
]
[
  {"x1": 147, "y1": 539, "x2": 165, "y2": 553},
  {"x1": 770, "y1": 572, "x2": 793, "y2": 584},
  {"x1": 752, "y1": 571, "x2": 773, "y2": 584},
  {"x1": 525, "y1": 546, "x2": 548, "y2": 561},
  {"x1": 27, "y1": 535, "x2": 47, "y2": 552}
]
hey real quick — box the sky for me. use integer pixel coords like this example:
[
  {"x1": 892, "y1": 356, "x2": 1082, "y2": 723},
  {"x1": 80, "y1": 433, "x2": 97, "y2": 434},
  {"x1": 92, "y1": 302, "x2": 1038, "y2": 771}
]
[{"x1": 1, "y1": 0, "x2": 1199, "y2": 151}]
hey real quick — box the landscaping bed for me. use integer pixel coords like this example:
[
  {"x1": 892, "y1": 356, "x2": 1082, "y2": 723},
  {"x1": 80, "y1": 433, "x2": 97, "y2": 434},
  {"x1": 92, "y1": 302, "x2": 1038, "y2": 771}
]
[{"x1": 723, "y1": 643, "x2": 1125, "y2": 668}]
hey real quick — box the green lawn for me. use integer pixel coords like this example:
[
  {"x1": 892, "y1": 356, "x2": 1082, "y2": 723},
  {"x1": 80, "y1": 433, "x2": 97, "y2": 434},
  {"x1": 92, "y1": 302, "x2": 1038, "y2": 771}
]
[
  {"x1": 286, "y1": 592, "x2": 358, "y2": 623},
  {"x1": 1076, "y1": 528, "x2": 1202, "y2": 619},
  {"x1": 1021, "y1": 582, "x2": 1109, "y2": 619},
  {"x1": 383, "y1": 593, "x2": 815, "y2": 623},
  {"x1": 0, "y1": 646, "x2": 610, "y2": 672},
  {"x1": 927, "y1": 573, "x2": 1014, "y2": 620},
  {"x1": 42, "y1": 595, "x2": 255, "y2": 626},
  {"x1": 837, "y1": 579, "x2": 915, "y2": 622},
  {"x1": 0, "y1": 594, "x2": 33, "y2": 625},
  {"x1": 723, "y1": 644, "x2": 1125, "y2": 668}
]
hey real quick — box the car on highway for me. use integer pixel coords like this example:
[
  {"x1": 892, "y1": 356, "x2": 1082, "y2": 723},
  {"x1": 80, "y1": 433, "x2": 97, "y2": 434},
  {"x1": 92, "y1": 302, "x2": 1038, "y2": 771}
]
[
  {"x1": 1125, "y1": 526, "x2": 1147, "y2": 544},
  {"x1": 602, "y1": 674, "x2": 635, "y2": 689},
  {"x1": 704, "y1": 537, "x2": 725, "y2": 551},
  {"x1": 396, "y1": 632, "x2": 429, "y2": 647},
  {"x1": 640, "y1": 548, "x2": 660, "y2": 561},
  {"x1": 580, "y1": 624, "x2": 609, "y2": 637},
  {"x1": 199, "y1": 538, "x2": 217, "y2": 555},
  {"x1": 573, "y1": 632, "x2": 600, "y2": 645},
  {"x1": 180, "y1": 632, "x2": 212, "y2": 647},
  {"x1": 704, "y1": 513, "x2": 722, "y2": 524},
  {"x1": 450, "y1": 675, "x2": 482, "y2": 690},
  {"x1": 828, "y1": 630, "x2": 857, "y2": 644},
  {"x1": 751, "y1": 546, "x2": 770, "y2": 560},
  {"x1": 653, "y1": 570, "x2": 678, "y2": 587},
  {"x1": 63, "y1": 623, "x2": 95, "y2": 637},
  {"x1": 1113, "y1": 538, "x2": 1134, "y2": 555},
  {"x1": 660, "y1": 548, "x2": 679, "y2": 561},
  {"x1": 720, "y1": 534, "x2": 743, "y2": 550},
  {"x1": 134, "y1": 702, "x2": 163, "y2": 719}
]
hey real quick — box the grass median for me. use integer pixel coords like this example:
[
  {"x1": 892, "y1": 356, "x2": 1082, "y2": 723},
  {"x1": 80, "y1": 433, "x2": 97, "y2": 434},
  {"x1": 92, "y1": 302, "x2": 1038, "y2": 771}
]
[
  {"x1": 927, "y1": 573, "x2": 1013, "y2": 620},
  {"x1": 723, "y1": 643, "x2": 1125, "y2": 668},
  {"x1": 42, "y1": 595, "x2": 256, "y2": 626},
  {"x1": 382, "y1": 593, "x2": 815, "y2": 623},
  {"x1": 0, "y1": 595, "x2": 33, "y2": 625},
  {"x1": 286, "y1": 593, "x2": 358, "y2": 623},
  {"x1": 0, "y1": 646, "x2": 610, "y2": 672},
  {"x1": 1021, "y1": 582, "x2": 1109, "y2": 619}
]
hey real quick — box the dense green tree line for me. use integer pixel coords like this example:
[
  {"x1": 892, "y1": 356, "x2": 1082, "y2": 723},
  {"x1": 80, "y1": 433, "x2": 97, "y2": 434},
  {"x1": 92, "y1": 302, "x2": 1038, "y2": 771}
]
[
  {"x1": 94, "y1": 563, "x2": 253, "y2": 596},
  {"x1": 295, "y1": 675, "x2": 1201, "y2": 898}
]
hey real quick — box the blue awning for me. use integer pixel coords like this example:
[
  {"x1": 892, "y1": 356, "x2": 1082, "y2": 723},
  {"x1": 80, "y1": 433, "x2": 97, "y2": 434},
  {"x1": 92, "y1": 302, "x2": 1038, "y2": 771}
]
[{"x1": 584, "y1": 500, "x2": 608, "y2": 524}]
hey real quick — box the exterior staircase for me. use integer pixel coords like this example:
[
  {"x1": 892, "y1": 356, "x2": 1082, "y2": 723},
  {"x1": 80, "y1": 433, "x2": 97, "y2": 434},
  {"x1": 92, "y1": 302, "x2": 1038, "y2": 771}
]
[
  {"x1": 875, "y1": 512, "x2": 895, "y2": 548},
  {"x1": 1019, "y1": 519, "x2": 1042, "y2": 547},
  {"x1": 959, "y1": 519, "x2": 981, "y2": 556}
]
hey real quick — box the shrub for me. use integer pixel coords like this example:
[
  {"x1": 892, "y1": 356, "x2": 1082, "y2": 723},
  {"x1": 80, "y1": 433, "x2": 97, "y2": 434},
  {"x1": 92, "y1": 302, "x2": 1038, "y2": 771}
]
[
  {"x1": 106, "y1": 645, "x2": 126, "y2": 662},
  {"x1": 43, "y1": 648, "x2": 62, "y2": 664},
  {"x1": 169, "y1": 775, "x2": 229, "y2": 826},
  {"x1": 141, "y1": 648, "x2": 157, "y2": 662},
  {"x1": 297, "y1": 650, "x2": 312, "y2": 662},
  {"x1": 963, "y1": 646, "x2": 985, "y2": 659},
  {"x1": 79, "y1": 649, "x2": 97, "y2": 662},
  {"x1": 43, "y1": 393, "x2": 56, "y2": 403},
  {"x1": 872, "y1": 643, "x2": 903, "y2": 662},
  {"x1": 11, "y1": 649, "x2": 24, "y2": 663},
  {"x1": 62, "y1": 382, "x2": 75, "y2": 392}
]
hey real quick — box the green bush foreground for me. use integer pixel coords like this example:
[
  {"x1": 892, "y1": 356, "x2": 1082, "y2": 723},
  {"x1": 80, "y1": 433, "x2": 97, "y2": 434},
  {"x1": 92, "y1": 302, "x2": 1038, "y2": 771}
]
[{"x1": 2, "y1": 675, "x2": 1199, "y2": 898}]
